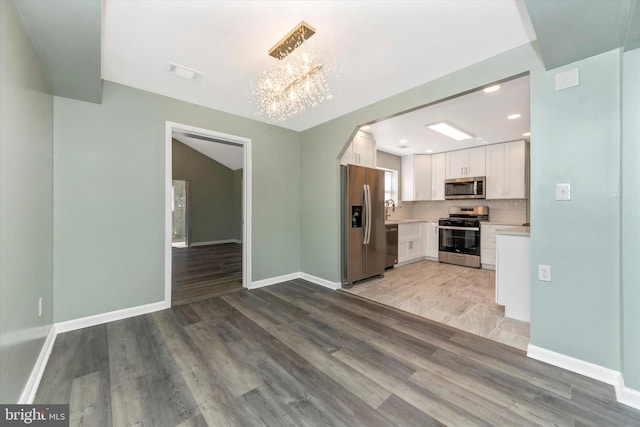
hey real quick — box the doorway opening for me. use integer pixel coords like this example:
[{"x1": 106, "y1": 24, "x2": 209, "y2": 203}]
[
  {"x1": 339, "y1": 74, "x2": 531, "y2": 351},
  {"x1": 165, "y1": 122, "x2": 252, "y2": 307}
]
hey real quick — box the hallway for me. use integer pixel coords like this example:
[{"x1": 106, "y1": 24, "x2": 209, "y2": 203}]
[{"x1": 172, "y1": 243, "x2": 242, "y2": 306}]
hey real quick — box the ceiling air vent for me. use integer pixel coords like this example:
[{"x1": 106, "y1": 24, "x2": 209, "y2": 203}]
[{"x1": 167, "y1": 62, "x2": 204, "y2": 81}]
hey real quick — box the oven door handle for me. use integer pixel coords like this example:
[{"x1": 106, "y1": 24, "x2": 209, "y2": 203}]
[{"x1": 438, "y1": 225, "x2": 480, "y2": 232}]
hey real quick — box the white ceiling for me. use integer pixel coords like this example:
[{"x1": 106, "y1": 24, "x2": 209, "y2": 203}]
[
  {"x1": 372, "y1": 75, "x2": 530, "y2": 156},
  {"x1": 102, "y1": 1, "x2": 536, "y2": 132},
  {"x1": 173, "y1": 134, "x2": 244, "y2": 171}
]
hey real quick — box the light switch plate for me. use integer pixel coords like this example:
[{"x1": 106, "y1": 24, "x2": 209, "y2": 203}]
[{"x1": 556, "y1": 183, "x2": 571, "y2": 201}]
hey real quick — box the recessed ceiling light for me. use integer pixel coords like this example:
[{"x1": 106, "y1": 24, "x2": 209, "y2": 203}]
[
  {"x1": 426, "y1": 122, "x2": 473, "y2": 141},
  {"x1": 361, "y1": 125, "x2": 371, "y2": 130},
  {"x1": 508, "y1": 113, "x2": 522, "y2": 120},
  {"x1": 168, "y1": 62, "x2": 204, "y2": 81},
  {"x1": 483, "y1": 85, "x2": 500, "y2": 93},
  {"x1": 426, "y1": 149, "x2": 433, "y2": 153},
  {"x1": 399, "y1": 139, "x2": 408, "y2": 143},
  {"x1": 523, "y1": 132, "x2": 531, "y2": 137}
]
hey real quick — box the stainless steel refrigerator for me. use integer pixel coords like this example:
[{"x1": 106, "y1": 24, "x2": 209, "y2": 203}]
[{"x1": 341, "y1": 164, "x2": 386, "y2": 287}]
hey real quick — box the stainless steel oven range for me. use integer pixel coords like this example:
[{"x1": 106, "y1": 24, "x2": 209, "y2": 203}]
[{"x1": 438, "y1": 206, "x2": 489, "y2": 268}]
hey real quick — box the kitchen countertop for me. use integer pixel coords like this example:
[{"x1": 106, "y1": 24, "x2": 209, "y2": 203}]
[
  {"x1": 385, "y1": 218, "x2": 439, "y2": 225},
  {"x1": 496, "y1": 226, "x2": 530, "y2": 237}
]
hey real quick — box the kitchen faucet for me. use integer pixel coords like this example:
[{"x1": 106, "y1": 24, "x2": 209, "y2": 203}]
[{"x1": 385, "y1": 199, "x2": 396, "y2": 220}]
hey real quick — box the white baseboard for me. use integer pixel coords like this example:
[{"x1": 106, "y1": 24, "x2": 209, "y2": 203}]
[
  {"x1": 249, "y1": 273, "x2": 300, "y2": 290},
  {"x1": 299, "y1": 272, "x2": 341, "y2": 290},
  {"x1": 527, "y1": 344, "x2": 640, "y2": 410},
  {"x1": 55, "y1": 301, "x2": 167, "y2": 334},
  {"x1": 190, "y1": 239, "x2": 242, "y2": 247},
  {"x1": 249, "y1": 272, "x2": 341, "y2": 290},
  {"x1": 18, "y1": 325, "x2": 56, "y2": 404},
  {"x1": 619, "y1": 384, "x2": 640, "y2": 409}
]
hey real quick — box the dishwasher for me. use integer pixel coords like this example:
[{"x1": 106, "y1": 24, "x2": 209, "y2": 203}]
[{"x1": 385, "y1": 224, "x2": 398, "y2": 269}]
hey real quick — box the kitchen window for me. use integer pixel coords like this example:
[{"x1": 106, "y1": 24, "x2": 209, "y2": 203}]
[{"x1": 381, "y1": 168, "x2": 399, "y2": 204}]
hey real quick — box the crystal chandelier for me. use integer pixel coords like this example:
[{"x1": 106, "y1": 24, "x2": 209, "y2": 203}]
[{"x1": 252, "y1": 22, "x2": 330, "y2": 121}]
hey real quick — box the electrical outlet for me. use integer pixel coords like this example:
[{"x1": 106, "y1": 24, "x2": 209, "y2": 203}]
[
  {"x1": 538, "y1": 265, "x2": 551, "y2": 282},
  {"x1": 38, "y1": 297, "x2": 43, "y2": 317}
]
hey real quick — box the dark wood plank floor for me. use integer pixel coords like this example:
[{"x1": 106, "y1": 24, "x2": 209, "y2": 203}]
[
  {"x1": 172, "y1": 243, "x2": 242, "y2": 306},
  {"x1": 35, "y1": 280, "x2": 640, "y2": 426}
]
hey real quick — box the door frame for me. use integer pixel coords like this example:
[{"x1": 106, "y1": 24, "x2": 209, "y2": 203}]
[{"x1": 164, "y1": 121, "x2": 252, "y2": 306}]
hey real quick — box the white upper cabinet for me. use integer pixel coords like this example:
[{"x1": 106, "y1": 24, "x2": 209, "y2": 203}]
[
  {"x1": 431, "y1": 153, "x2": 446, "y2": 200},
  {"x1": 486, "y1": 140, "x2": 528, "y2": 199},
  {"x1": 341, "y1": 131, "x2": 376, "y2": 168},
  {"x1": 445, "y1": 146, "x2": 486, "y2": 179},
  {"x1": 401, "y1": 155, "x2": 432, "y2": 201}
]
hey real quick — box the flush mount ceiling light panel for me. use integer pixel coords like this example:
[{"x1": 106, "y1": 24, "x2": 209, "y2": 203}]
[
  {"x1": 167, "y1": 62, "x2": 204, "y2": 81},
  {"x1": 427, "y1": 121, "x2": 474, "y2": 141},
  {"x1": 252, "y1": 21, "x2": 330, "y2": 121},
  {"x1": 507, "y1": 113, "x2": 522, "y2": 120},
  {"x1": 483, "y1": 84, "x2": 501, "y2": 93}
]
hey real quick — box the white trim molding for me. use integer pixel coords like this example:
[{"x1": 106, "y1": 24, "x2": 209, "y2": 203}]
[
  {"x1": 249, "y1": 273, "x2": 300, "y2": 290},
  {"x1": 250, "y1": 272, "x2": 341, "y2": 290},
  {"x1": 299, "y1": 272, "x2": 342, "y2": 290},
  {"x1": 528, "y1": 344, "x2": 640, "y2": 410},
  {"x1": 55, "y1": 301, "x2": 166, "y2": 334},
  {"x1": 165, "y1": 121, "x2": 252, "y2": 308},
  {"x1": 18, "y1": 326, "x2": 56, "y2": 404},
  {"x1": 190, "y1": 239, "x2": 242, "y2": 247}
]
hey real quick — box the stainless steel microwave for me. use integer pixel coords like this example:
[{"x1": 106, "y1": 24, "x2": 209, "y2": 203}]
[{"x1": 444, "y1": 176, "x2": 486, "y2": 199}]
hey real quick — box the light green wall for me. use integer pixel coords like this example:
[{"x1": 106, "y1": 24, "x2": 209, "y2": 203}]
[
  {"x1": 0, "y1": 0, "x2": 54, "y2": 402},
  {"x1": 621, "y1": 48, "x2": 640, "y2": 389},
  {"x1": 529, "y1": 49, "x2": 622, "y2": 370},
  {"x1": 53, "y1": 81, "x2": 300, "y2": 322},
  {"x1": 300, "y1": 44, "x2": 540, "y2": 283},
  {"x1": 172, "y1": 140, "x2": 241, "y2": 243}
]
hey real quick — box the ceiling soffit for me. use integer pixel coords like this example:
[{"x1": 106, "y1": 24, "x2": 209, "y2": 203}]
[
  {"x1": 15, "y1": 0, "x2": 102, "y2": 103},
  {"x1": 524, "y1": 0, "x2": 635, "y2": 69}
]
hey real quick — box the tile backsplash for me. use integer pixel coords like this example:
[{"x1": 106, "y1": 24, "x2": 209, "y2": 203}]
[{"x1": 389, "y1": 199, "x2": 528, "y2": 224}]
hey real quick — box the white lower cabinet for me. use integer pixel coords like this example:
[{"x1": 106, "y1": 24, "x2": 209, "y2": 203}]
[
  {"x1": 480, "y1": 223, "x2": 512, "y2": 268},
  {"x1": 398, "y1": 222, "x2": 424, "y2": 264},
  {"x1": 424, "y1": 222, "x2": 439, "y2": 259},
  {"x1": 496, "y1": 233, "x2": 530, "y2": 322}
]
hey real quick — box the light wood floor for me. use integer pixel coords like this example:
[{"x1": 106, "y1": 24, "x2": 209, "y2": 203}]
[
  {"x1": 343, "y1": 260, "x2": 530, "y2": 350},
  {"x1": 172, "y1": 243, "x2": 242, "y2": 306},
  {"x1": 35, "y1": 280, "x2": 640, "y2": 426}
]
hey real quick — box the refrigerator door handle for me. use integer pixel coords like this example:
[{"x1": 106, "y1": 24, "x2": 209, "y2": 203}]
[
  {"x1": 361, "y1": 185, "x2": 368, "y2": 244},
  {"x1": 364, "y1": 184, "x2": 372, "y2": 245}
]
